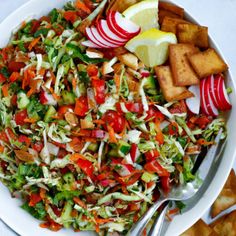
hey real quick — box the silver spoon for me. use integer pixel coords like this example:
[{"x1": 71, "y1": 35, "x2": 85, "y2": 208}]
[{"x1": 128, "y1": 129, "x2": 223, "y2": 236}]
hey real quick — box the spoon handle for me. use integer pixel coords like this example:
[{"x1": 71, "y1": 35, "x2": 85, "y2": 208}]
[
  {"x1": 148, "y1": 201, "x2": 169, "y2": 236},
  {"x1": 128, "y1": 197, "x2": 167, "y2": 236}
]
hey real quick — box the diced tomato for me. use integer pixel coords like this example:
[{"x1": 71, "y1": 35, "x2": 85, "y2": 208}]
[
  {"x1": 144, "y1": 160, "x2": 170, "y2": 177},
  {"x1": 31, "y1": 20, "x2": 41, "y2": 33},
  {"x1": 0, "y1": 160, "x2": 8, "y2": 171},
  {"x1": 91, "y1": 79, "x2": 106, "y2": 105},
  {"x1": 51, "y1": 141, "x2": 66, "y2": 149},
  {"x1": 87, "y1": 64, "x2": 98, "y2": 77},
  {"x1": 128, "y1": 203, "x2": 140, "y2": 212},
  {"x1": 91, "y1": 130, "x2": 106, "y2": 139},
  {"x1": 51, "y1": 205, "x2": 62, "y2": 217},
  {"x1": 0, "y1": 74, "x2": 7, "y2": 83},
  {"x1": 77, "y1": 159, "x2": 94, "y2": 178},
  {"x1": 161, "y1": 176, "x2": 170, "y2": 194},
  {"x1": 169, "y1": 100, "x2": 187, "y2": 114},
  {"x1": 29, "y1": 193, "x2": 42, "y2": 207},
  {"x1": 74, "y1": 96, "x2": 89, "y2": 117},
  {"x1": 145, "y1": 149, "x2": 160, "y2": 162},
  {"x1": 102, "y1": 110, "x2": 125, "y2": 133},
  {"x1": 11, "y1": 95, "x2": 17, "y2": 106},
  {"x1": 130, "y1": 143, "x2": 138, "y2": 162},
  {"x1": 31, "y1": 142, "x2": 44, "y2": 152},
  {"x1": 194, "y1": 115, "x2": 213, "y2": 129},
  {"x1": 58, "y1": 148, "x2": 68, "y2": 159},
  {"x1": 64, "y1": 11, "x2": 78, "y2": 23},
  {"x1": 8, "y1": 61, "x2": 25, "y2": 73},
  {"x1": 116, "y1": 102, "x2": 143, "y2": 114},
  {"x1": 167, "y1": 122, "x2": 178, "y2": 136},
  {"x1": 118, "y1": 172, "x2": 142, "y2": 186},
  {"x1": 58, "y1": 105, "x2": 74, "y2": 118},
  {"x1": 18, "y1": 135, "x2": 31, "y2": 146},
  {"x1": 0, "y1": 128, "x2": 17, "y2": 143},
  {"x1": 145, "y1": 106, "x2": 165, "y2": 121},
  {"x1": 15, "y1": 109, "x2": 28, "y2": 125}
]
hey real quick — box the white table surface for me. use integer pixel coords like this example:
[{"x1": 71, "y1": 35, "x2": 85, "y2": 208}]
[{"x1": 0, "y1": 0, "x2": 236, "y2": 235}]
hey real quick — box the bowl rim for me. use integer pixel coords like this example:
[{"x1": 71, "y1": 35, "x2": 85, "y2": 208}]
[{"x1": 0, "y1": 0, "x2": 235, "y2": 235}]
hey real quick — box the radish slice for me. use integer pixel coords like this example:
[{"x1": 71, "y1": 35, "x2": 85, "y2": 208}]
[
  {"x1": 97, "y1": 20, "x2": 126, "y2": 45},
  {"x1": 82, "y1": 40, "x2": 101, "y2": 48},
  {"x1": 113, "y1": 11, "x2": 141, "y2": 36},
  {"x1": 206, "y1": 78, "x2": 219, "y2": 117},
  {"x1": 200, "y1": 79, "x2": 209, "y2": 115},
  {"x1": 217, "y1": 74, "x2": 232, "y2": 110},
  {"x1": 90, "y1": 27, "x2": 117, "y2": 48},
  {"x1": 86, "y1": 27, "x2": 108, "y2": 48},
  {"x1": 213, "y1": 75, "x2": 225, "y2": 110},
  {"x1": 209, "y1": 75, "x2": 220, "y2": 109},
  {"x1": 186, "y1": 85, "x2": 200, "y2": 114},
  {"x1": 107, "y1": 11, "x2": 133, "y2": 39}
]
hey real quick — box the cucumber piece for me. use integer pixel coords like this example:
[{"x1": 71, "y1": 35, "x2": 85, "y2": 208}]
[
  {"x1": 63, "y1": 172, "x2": 75, "y2": 183},
  {"x1": 141, "y1": 172, "x2": 157, "y2": 183},
  {"x1": 88, "y1": 143, "x2": 99, "y2": 152},
  {"x1": 107, "y1": 148, "x2": 119, "y2": 157},
  {"x1": 17, "y1": 91, "x2": 30, "y2": 109},
  {"x1": 44, "y1": 105, "x2": 57, "y2": 122},
  {"x1": 61, "y1": 91, "x2": 75, "y2": 105},
  {"x1": 118, "y1": 141, "x2": 131, "y2": 155}
]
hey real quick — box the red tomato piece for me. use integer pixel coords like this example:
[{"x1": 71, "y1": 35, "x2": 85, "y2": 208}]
[
  {"x1": 58, "y1": 148, "x2": 68, "y2": 159},
  {"x1": 102, "y1": 110, "x2": 125, "y2": 133},
  {"x1": 144, "y1": 160, "x2": 170, "y2": 177},
  {"x1": 145, "y1": 106, "x2": 165, "y2": 121},
  {"x1": 130, "y1": 143, "x2": 138, "y2": 162},
  {"x1": 18, "y1": 135, "x2": 31, "y2": 146},
  {"x1": 15, "y1": 109, "x2": 28, "y2": 125},
  {"x1": 161, "y1": 176, "x2": 170, "y2": 194},
  {"x1": 8, "y1": 61, "x2": 25, "y2": 73},
  {"x1": 194, "y1": 115, "x2": 212, "y2": 129},
  {"x1": 29, "y1": 193, "x2": 42, "y2": 207},
  {"x1": 87, "y1": 64, "x2": 98, "y2": 77},
  {"x1": 31, "y1": 142, "x2": 44, "y2": 152},
  {"x1": 145, "y1": 149, "x2": 160, "y2": 162},
  {"x1": 64, "y1": 11, "x2": 78, "y2": 23},
  {"x1": 77, "y1": 159, "x2": 94, "y2": 178},
  {"x1": 39, "y1": 91, "x2": 48, "y2": 105},
  {"x1": 0, "y1": 74, "x2": 7, "y2": 83},
  {"x1": 91, "y1": 79, "x2": 106, "y2": 105},
  {"x1": 74, "y1": 96, "x2": 89, "y2": 117}
]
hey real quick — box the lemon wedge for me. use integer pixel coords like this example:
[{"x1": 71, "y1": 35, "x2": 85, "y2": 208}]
[
  {"x1": 123, "y1": 0, "x2": 159, "y2": 31},
  {"x1": 125, "y1": 28, "x2": 177, "y2": 67}
]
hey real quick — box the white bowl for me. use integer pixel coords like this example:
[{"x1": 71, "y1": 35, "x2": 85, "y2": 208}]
[{"x1": 0, "y1": 0, "x2": 235, "y2": 235}]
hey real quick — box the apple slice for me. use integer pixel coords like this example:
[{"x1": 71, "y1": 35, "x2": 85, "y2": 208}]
[
  {"x1": 200, "y1": 79, "x2": 209, "y2": 115},
  {"x1": 86, "y1": 27, "x2": 108, "y2": 48},
  {"x1": 186, "y1": 85, "x2": 200, "y2": 114},
  {"x1": 97, "y1": 20, "x2": 126, "y2": 45},
  {"x1": 217, "y1": 74, "x2": 232, "y2": 110},
  {"x1": 205, "y1": 77, "x2": 219, "y2": 117},
  {"x1": 90, "y1": 27, "x2": 118, "y2": 48},
  {"x1": 81, "y1": 40, "x2": 101, "y2": 48}
]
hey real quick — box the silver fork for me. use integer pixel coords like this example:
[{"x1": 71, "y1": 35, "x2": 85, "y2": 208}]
[{"x1": 128, "y1": 129, "x2": 223, "y2": 236}]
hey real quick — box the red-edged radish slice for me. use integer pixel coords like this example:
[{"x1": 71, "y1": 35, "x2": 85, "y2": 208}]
[
  {"x1": 97, "y1": 20, "x2": 126, "y2": 45},
  {"x1": 208, "y1": 75, "x2": 220, "y2": 109},
  {"x1": 110, "y1": 11, "x2": 141, "y2": 38},
  {"x1": 90, "y1": 27, "x2": 117, "y2": 48},
  {"x1": 86, "y1": 27, "x2": 108, "y2": 48},
  {"x1": 200, "y1": 79, "x2": 209, "y2": 115},
  {"x1": 186, "y1": 85, "x2": 200, "y2": 114},
  {"x1": 107, "y1": 11, "x2": 129, "y2": 39},
  {"x1": 206, "y1": 77, "x2": 219, "y2": 117},
  {"x1": 213, "y1": 75, "x2": 225, "y2": 110},
  {"x1": 217, "y1": 74, "x2": 232, "y2": 110},
  {"x1": 81, "y1": 40, "x2": 101, "y2": 48}
]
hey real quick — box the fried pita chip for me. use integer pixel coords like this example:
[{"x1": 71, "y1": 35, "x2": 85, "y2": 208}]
[
  {"x1": 158, "y1": 9, "x2": 182, "y2": 25},
  {"x1": 117, "y1": 53, "x2": 138, "y2": 70},
  {"x1": 161, "y1": 16, "x2": 190, "y2": 34},
  {"x1": 211, "y1": 170, "x2": 236, "y2": 218},
  {"x1": 106, "y1": 0, "x2": 139, "y2": 13},
  {"x1": 159, "y1": 1, "x2": 184, "y2": 20},
  {"x1": 188, "y1": 48, "x2": 228, "y2": 78},
  {"x1": 210, "y1": 210, "x2": 236, "y2": 236},
  {"x1": 180, "y1": 219, "x2": 217, "y2": 236},
  {"x1": 155, "y1": 66, "x2": 193, "y2": 102},
  {"x1": 177, "y1": 23, "x2": 209, "y2": 48},
  {"x1": 169, "y1": 44, "x2": 200, "y2": 86}
]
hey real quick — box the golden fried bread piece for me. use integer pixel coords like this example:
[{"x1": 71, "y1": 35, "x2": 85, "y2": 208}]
[
  {"x1": 211, "y1": 170, "x2": 236, "y2": 218},
  {"x1": 210, "y1": 210, "x2": 236, "y2": 236},
  {"x1": 188, "y1": 48, "x2": 228, "y2": 78},
  {"x1": 159, "y1": 1, "x2": 184, "y2": 18},
  {"x1": 155, "y1": 66, "x2": 193, "y2": 102},
  {"x1": 117, "y1": 53, "x2": 138, "y2": 70},
  {"x1": 158, "y1": 9, "x2": 181, "y2": 25},
  {"x1": 180, "y1": 219, "x2": 218, "y2": 236},
  {"x1": 169, "y1": 44, "x2": 199, "y2": 86},
  {"x1": 161, "y1": 16, "x2": 190, "y2": 34},
  {"x1": 106, "y1": 0, "x2": 139, "y2": 13},
  {"x1": 177, "y1": 23, "x2": 209, "y2": 48}
]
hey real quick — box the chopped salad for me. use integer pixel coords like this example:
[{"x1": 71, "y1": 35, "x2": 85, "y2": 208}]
[{"x1": 0, "y1": 0, "x2": 231, "y2": 235}]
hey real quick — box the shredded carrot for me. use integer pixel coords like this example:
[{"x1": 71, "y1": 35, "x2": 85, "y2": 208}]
[
  {"x1": 0, "y1": 145, "x2": 4, "y2": 153},
  {"x1": 2, "y1": 84, "x2": 9, "y2": 97},
  {"x1": 9, "y1": 72, "x2": 20, "y2": 82},
  {"x1": 75, "y1": 0, "x2": 91, "y2": 14},
  {"x1": 70, "y1": 153, "x2": 86, "y2": 162},
  {"x1": 39, "y1": 188, "x2": 46, "y2": 200},
  {"x1": 114, "y1": 74, "x2": 120, "y2": 92},
  {"x1": 71, "y1": 209, "x2": 78, "y2": 218},
  {"x1": 95, "y1": 218, "x2": 114, "y2": 224},
  {"x1": 51, "y1": 115, "x2": 60, "y2": 120},
  {"x1": 197, "y1": 139, "x2": 215, "y2": 146},
  {"x1": 93, "y1": 119, "x2": 105, "y2": 125},
  {"x1": 107, "y1": 125, "x2": 117, "y2": 143},
  {"x1": 24, "y1": 118, "x2": 37, "y2": 123},
  {"x1": 27, "y1": 88, "x2": 34, "y2": 97},
  {"x1": 95, "y1": 224, "x2": 100, "y2": 233},
  {"x1": 142, "y1": 228, "x2": 147, "y2": 236},
  {"x1": 72, "y1": 78, "x2": 77, "y2": 91},
  {"x1": 39, "y1": 67, "x2": 46, "y2": 76},
  {"x1": 73, "y1": 197, "x2": 87, "y2": 209},
  {"x1": 28, "y1": 37, "x2": 40, "y2": 51},
  {"x1": 168, "y1": 208, "x2": 179, "y2": 215}
]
